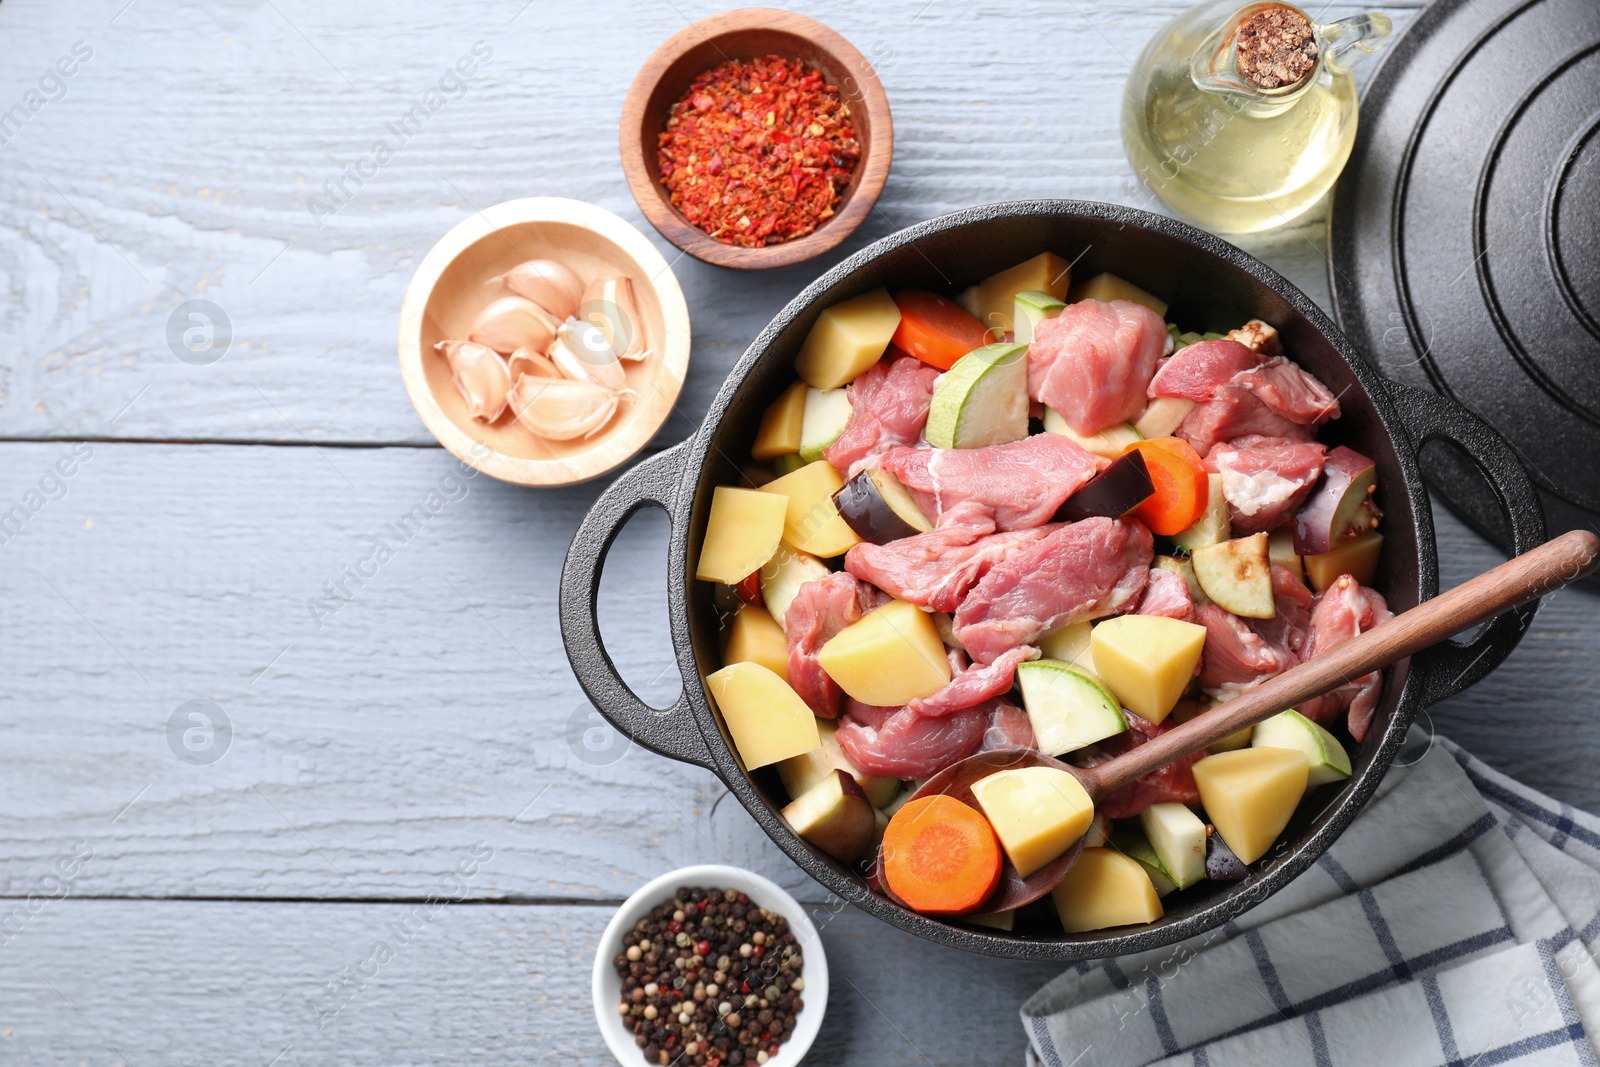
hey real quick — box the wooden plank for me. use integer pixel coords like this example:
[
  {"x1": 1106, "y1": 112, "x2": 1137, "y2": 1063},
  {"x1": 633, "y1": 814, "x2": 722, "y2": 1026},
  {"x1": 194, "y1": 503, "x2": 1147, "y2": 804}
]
[
  {"x1": 0, "y1": 898, "x2": 1062, "y2": 1066},
  {"x1": 0, "y1": 438, "x2": 1596, "y2": 905},
  {"x1": 0, "y1": 0, "x2": 1413, "y2": 446},
  {"x1": 0, "y1": 438, "x2": 824, "y2": 901}
]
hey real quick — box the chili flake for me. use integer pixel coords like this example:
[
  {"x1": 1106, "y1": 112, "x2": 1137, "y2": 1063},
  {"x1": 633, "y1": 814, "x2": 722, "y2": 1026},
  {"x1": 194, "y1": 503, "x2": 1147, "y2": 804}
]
[{"x1": 657, "y1": 54, "x2": 861, "y2": 248}]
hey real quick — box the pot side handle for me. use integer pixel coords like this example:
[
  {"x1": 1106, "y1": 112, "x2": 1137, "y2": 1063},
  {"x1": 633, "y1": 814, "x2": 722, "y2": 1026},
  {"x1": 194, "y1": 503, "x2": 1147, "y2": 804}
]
[
  {"x1": 1386, "y1": 381, "x2": 1547, "y2": 706},
  {"x1": 559, "y1": 441, "x2": 715, "y2": 771}
]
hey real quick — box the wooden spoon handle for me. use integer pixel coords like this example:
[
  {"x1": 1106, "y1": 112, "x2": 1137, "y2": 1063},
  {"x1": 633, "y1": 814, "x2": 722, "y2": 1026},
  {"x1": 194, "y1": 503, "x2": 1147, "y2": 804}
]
[{"x1": 1087, "y1": 529, "x2": 1600, "y2": 799}]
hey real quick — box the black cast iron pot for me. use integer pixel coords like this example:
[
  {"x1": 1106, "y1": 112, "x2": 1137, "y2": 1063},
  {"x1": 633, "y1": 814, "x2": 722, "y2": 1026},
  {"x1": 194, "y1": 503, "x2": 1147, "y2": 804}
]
[{"x1": 560, "y1": 200, "x2": 1545, "y2": 960}]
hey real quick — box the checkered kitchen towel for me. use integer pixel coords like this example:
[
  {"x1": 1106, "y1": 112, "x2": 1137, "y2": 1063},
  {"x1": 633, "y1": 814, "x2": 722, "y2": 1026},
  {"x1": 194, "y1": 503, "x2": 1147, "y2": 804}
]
[{"x1": 1023, "y1": 729, "x2": 1600, "y2": 1067}]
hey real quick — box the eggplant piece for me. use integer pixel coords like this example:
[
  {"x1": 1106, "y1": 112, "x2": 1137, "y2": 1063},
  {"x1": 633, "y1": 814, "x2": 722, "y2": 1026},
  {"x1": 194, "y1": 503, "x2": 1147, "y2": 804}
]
[
  {"x1": 1294, "y1": 446, "x2": 1381, "y2": 555},
  {"x1": 832, "y1": 468, "x2": 933, "y2": 544},
  {"x1": 1205, "y1": 833, "x2": 1249, "y2": 881},
  {"x1": 1193, "y1": 533, "x2": 1274, "y2": 618},
  {"x1": 1055, "y1": 450, "x2": 1155, "y2": 522}
]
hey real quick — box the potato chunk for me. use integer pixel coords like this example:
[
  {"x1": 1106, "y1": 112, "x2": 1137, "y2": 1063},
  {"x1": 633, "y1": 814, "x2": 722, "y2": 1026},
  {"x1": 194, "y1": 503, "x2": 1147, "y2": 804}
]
[
  {"x1": 817, "y1": 599, "x2": 950, "y2": 706},
  {"x1": 694, "y1": 486, "x2": 789, "y2": 584},
  {"x1": 957, "y1": 252, "x2": 1072, "y2": 335},
  {"x1": 1304, "y1": 530, "x2": 1383, "y2": 592},
  {"x1": 724, "y1": 603, "x2": 789, "y2": 680},
  {"x1": 1037, "y1": 620, "x2": 1094, "y2": 672},
  {"x1": 760, "y1": 460, "x2": 860, "y2": 558},
  {"x1": 1052, "y1": 847, "x2": 1164, "y2": 932},
  {"x1": 705, "y1": 662, "x2": 821, "y2": 770},
  {"x1": 1068, "y1": 272, "x2": 1169, "y2": 318},
  {"x1": 752, "y1": 381, "x2": 808, "y2": 460},
  {"x1": 778, "y1": 719, "x2": 901, "y2": 809},
  {"x1": 1089, "y1": 615, "x2": 1208, "y2": 724},
  {"x1": 971, "y1": 766, "x2": 1094, "y2": 878},
  {"x1": 1191, "y1": 747, "x2": 1309, "y2": 864},
  {"x1": 793, "y1": 289, "x2": 901, "y2": 390}
]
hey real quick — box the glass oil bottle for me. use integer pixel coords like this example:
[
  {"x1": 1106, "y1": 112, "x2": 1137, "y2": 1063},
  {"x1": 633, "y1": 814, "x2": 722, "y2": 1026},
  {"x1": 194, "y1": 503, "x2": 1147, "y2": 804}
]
[{"x1": 1122, "y1": 1, "x2": 1392, "y2": 234}]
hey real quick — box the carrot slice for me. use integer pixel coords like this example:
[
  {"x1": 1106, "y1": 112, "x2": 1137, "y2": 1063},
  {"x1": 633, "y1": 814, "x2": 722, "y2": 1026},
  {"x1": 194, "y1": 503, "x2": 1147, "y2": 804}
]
[
  {"x1": 882, "y1": 793, "x2": 1003, "y2": 915},
  {"x1": 1126, "y1": 437, "x2": 1210, "y2": 536},
  {"x1": 890, "y1": 290, "x2": 993, "y2": 370},
  {"x1": 733, "y1": 571, "x2": 763, "y2": 606}
]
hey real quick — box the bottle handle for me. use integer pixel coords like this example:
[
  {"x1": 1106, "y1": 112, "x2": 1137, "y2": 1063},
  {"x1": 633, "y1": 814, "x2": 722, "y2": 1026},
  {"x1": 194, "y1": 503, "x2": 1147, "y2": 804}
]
[{"x1": 1319, "y1": 11, "x2": 1393, "y2": 72}]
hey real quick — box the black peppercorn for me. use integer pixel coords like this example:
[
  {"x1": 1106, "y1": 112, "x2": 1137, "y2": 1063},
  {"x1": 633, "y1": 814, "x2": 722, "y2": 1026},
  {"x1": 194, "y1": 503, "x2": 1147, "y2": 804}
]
[{"x1": 613, "y1": 886, "x2": 803, "y2": 1066}]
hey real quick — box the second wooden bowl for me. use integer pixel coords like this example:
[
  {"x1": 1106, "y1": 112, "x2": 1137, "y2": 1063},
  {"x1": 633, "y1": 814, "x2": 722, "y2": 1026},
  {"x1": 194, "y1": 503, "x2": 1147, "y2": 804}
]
[{"x1": 619, "y1": 8, "x2": 893, "y2": 270}]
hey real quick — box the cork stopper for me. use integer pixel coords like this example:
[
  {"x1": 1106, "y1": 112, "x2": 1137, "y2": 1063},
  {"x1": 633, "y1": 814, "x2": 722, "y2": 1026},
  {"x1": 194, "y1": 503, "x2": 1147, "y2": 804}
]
[{"x1": 1234, "y1": 5, "x2": 1318, "y2": 90}]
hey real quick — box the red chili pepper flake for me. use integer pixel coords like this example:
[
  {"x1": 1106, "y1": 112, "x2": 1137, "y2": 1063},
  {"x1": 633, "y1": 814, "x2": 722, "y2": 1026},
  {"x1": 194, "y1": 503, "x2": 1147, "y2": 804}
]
[{"x1": 657, "y1": 53, "x2": 861, "y2": 248}]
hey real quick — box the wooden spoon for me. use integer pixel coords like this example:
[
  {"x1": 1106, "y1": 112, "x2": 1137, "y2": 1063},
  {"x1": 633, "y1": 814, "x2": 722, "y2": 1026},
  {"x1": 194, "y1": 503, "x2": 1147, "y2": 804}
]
[{"x1": 877, "y1": 529, "x2": 1600, "y2": 917}]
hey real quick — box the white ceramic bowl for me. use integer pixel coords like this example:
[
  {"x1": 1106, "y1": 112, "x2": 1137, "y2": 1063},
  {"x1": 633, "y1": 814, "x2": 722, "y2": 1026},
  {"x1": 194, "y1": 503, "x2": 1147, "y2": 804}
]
[{"x1": 591, "y1": 865, "x2": 829, "y2": 1067}]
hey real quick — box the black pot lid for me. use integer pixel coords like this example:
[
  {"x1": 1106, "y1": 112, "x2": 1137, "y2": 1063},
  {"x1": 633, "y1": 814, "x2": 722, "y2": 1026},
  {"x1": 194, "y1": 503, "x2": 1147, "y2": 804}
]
[{"x1": 1329, "y1": 0, "x2": 1600, "y2": 554}]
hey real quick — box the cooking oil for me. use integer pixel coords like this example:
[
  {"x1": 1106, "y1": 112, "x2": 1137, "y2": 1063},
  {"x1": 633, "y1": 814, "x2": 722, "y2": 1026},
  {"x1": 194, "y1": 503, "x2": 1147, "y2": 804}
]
[{"x1": 1122, "y1": 1, "x2": 1391, "y2": 234}]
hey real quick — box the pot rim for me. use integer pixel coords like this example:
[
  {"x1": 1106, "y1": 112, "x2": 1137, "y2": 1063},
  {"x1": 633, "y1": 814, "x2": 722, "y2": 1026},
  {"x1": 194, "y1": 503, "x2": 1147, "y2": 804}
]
[{"x1": 665, "y1": 199, "x2": 1439, "y2": 958}]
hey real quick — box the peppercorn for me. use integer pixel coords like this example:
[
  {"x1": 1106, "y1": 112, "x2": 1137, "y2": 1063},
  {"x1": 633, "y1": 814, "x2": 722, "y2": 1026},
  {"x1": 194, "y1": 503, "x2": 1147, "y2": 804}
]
[{"x1": 613, "y1": 887, "x2": 804, "y2": 1066}]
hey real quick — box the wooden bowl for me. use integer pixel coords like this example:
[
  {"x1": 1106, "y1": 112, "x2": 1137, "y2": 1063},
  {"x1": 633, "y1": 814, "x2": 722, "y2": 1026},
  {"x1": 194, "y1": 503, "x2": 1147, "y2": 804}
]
[
  {"x1": 397, "y1": 197, "x2": 690, "y2": 486},
  {"x1": 619, "y1": 8, "x2": 893, "y2": 270}
]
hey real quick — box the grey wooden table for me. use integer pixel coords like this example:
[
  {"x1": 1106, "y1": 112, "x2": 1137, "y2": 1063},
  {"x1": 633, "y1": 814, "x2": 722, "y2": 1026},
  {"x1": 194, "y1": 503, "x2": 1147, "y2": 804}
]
[{"x1": 2, "y1": 0, "x2": 1596, "y2": 1063}]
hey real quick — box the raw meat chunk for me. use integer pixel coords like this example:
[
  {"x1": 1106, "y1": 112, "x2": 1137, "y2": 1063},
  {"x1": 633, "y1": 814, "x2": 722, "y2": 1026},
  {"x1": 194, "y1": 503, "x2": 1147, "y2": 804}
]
[
  {"x1": 834, "y1": 702, "x2": 989, "y2": 780},
  {"x1": 953, "y1": 517, "x2": 1154, "y2": 664},
  {"x1": 881, "y1": 435, "x2": 1105, "y2": 533},
  {"x1": 1028, "y1": 298, "x2": 1168, "y2": 435},
  {"x1": 1206, "y1": 436, "x2": 1327, "y2": 535},
  {"x1": 1148, "y1": 339, "x2": 1262, "y2": 400},
  {"x1": 908, "y1": 646, "x2": 1037, "y2": 717},
  {"x1": 1298, "y1": 576, "x2": 1392, "y2": 741},
  {"x1": 1081, "y1": 713, "x2": 1204, "y2": 819},
  {"x1": 825, "y1": 355, "x2": 939, "y2": 477},
  {"x1": 1150, "y1": 338, "x2": 1341, "y2": 454},
  {"x1": 1137, "y1": 566, "x2": 1195, "y2": 622},
  {"x1": 980, "y1": 699, "x2": 1037, "y2": 752},
  {"x1": 843, "y1": 523, "x2": 1056, "y2": 612}
]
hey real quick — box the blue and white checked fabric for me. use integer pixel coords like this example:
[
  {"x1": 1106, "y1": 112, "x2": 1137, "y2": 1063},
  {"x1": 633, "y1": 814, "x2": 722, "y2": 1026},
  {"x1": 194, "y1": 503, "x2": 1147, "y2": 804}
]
[{"x1": 1022, "y1": 729, "x2": 1600, "y2": 1067}]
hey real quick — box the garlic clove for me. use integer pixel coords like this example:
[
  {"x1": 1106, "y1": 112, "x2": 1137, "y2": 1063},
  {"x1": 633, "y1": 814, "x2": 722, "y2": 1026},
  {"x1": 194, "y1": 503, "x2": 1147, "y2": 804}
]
[
  {"x1": 508, "y1": 345, "x2": 560, "y2": 380},
  {"x1": 507, "y1": 374, "x2": 621, "y2": 441},
  {"x1": 489, "y1": 260, "x2": 583, "y2": 320},
  {"x1": 468, "y1": 296, "x2": 560, "y2": 355},
  {"x1": 577, "y1": 276, "x2": 653, "y2": 362},
  {"x1": 434, "y1": 340, "x2": 512, "y2": 423},
  {"x1": 552, "y1": 322, "x2": 628, "y2": 391}
]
